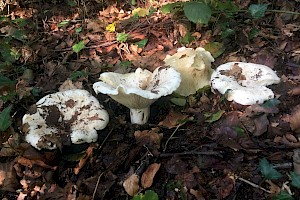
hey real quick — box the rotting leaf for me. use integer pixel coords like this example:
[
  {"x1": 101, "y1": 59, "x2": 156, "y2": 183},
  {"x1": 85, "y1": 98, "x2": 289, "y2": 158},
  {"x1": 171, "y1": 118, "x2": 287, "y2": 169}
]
[
  {"x1": 74, "y1": 145, "x2": 95, "y2": 175},
  {"x1": 123, "y1": 173, "x2": 140, "y2": 196},
  {"x1": 204, "y1": 42, "x2": 225, "y2": 58},
  {"x1": 141, "y1": 163, "x2": 161, "y2": 189}
]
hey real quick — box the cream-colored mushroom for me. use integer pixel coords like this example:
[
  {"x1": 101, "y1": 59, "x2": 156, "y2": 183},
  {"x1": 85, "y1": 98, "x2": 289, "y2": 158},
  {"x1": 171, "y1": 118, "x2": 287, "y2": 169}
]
[
  {"x1": 93, "y1": 66, "x2": 181, "y2": 124},
  {"x1": 22, "y1": 89, "x2": 109, "y2": 150},
  {"x1": 211, "y1": 62, "x2": 280, "y2": 105},
  {"x1": 164, "y1": 47, "x2": 215, "y2": 96}
]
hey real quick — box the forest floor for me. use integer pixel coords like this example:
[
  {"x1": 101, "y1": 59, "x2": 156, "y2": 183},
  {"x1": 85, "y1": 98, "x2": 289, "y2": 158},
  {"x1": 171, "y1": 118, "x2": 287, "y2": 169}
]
[{"x1": 0, "y1": 0, "x2": 300, "y2": 199}]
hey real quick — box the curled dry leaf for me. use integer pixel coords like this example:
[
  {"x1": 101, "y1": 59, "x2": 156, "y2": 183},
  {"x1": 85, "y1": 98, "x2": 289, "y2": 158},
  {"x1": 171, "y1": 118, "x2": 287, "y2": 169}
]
[
  {"x1": 74, "y1": 145, "x2": 95, "y2": 175},
  {"x1": 293, "y1": 149, "x2": 300, "y2": 175},
  {"x1": 288, "y1": 105, "x2": 300, "y2": 133},
  {"x1": 58, "y1": 79, "x2": 83, "y2": 92},
  {"x1": 141, "y1": 163, "x2": 161, "y2": 189},
  {"x1": 123, "y1": 173, "x2": 140, "y2": 196}
]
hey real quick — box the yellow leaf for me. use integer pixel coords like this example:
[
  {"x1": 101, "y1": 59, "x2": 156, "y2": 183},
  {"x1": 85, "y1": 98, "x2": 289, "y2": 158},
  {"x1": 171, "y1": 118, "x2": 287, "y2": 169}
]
[
  {"x1": 132, "y1": 7, "x2": 149, "y2": 17},
  {"x1": 106, "y1": 22, "x2": 116, "y2": 32}
]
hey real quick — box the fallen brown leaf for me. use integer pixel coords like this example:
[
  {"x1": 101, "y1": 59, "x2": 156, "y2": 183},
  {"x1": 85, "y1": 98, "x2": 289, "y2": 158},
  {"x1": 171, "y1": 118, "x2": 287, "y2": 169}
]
[
  {"x1": 159, "y1": 110, "x2": 189, "y2": 129},
  {"x1": 141, "y1": 163, "x2": 161, "y2": 189},
  {"x1": 0, "y1": 161, "x2": 19, "y2": 192},
  {"x1": 74, "y1": 145, "x2": 95, "y2": 175},
  {"x1": 123, "y1": 173, "x2": 140, "y2": 196}
]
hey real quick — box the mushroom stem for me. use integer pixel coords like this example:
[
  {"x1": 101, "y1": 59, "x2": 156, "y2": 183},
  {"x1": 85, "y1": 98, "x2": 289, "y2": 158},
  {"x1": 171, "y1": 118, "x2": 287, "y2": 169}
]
[{"x1": 130, "y1": 107, "x2": 150, "y2": 124}]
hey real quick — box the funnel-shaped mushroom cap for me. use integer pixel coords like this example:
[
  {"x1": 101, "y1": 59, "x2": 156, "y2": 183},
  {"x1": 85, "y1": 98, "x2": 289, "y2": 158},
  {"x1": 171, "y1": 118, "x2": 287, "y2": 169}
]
[
  {"x1": 93, "y1": 66, "x2": 181, "y2": 124},
  {"x1": 164, "y1": 47, "x2": 215, "y2": 96},
  {"x1": 211, "y1": 62, "x2": 280, "y2": 105},
  {"x1": 22, "y1": 89, "x2": 109, "y2": 150}
]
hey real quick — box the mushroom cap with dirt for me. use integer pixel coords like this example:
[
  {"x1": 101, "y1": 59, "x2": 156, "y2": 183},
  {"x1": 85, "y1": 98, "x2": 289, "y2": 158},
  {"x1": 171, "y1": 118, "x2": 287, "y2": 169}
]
[
  {"x1": 164, "y1": 47, "x2": 215, "y2": 96},
  {"x1": 22, "y1": 89, "x2": 109, "y2": 150},
  {"x1": 211, "y1": 62, "x2": 281, "y2": 105},
  {"x1": 93, "y1": 66, "x2": 181, "y2": 125}
]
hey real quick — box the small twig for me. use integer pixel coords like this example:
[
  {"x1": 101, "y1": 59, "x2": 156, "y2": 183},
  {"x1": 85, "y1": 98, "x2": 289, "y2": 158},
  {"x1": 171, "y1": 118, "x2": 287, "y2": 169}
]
[
  {"x1": 98, "y1": 128, "x2": 114, "y2": 151},
  {"x1": 160, "y1": 151, "x2": 223, "y2": 158},
  {"x1": 92, "y1": 172, "x2": 104, "y2": 200},
  {"x1": 163, "y1": 124, "x2": 181, "y2": 153},
  {"x1": 237, "y1": 177, "x2": 271, "y2": 194}
]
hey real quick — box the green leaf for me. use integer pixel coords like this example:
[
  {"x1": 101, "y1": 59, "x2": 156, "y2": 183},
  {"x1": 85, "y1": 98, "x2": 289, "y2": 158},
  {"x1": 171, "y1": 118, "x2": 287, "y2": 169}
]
[
  {"x1": 259, "y1": 158, "x2": 282, "y2": 180},
  {"x1": 0, "y1": 75, "x2": 16, "y2": 86},
  {"x1": 69, "y1": 70, "x2": 89, "y2": 81},
  {"x1": 12, "y1": 18, "x2": 28, "y2": 27},
  {"x1": 75, "y1": 27, "x2": 82, "y2": 34},
  {"x1": 67, "y1": 0, "x2": 77, "y2": 7},
  {"x1": 180, "y1": 32, "x2": 196, "y2": 45},
  {"x1": 183, "y1": 2, "x2": 212, "y2": 24},
  {"x1": 248, "y1": 4, "x2": 268, "y2": 19},
  {"x1": 11, "y1": 29, "x2": 27, "y2": 41},
  {"x1": 117, "y1": 33, "x2": 130, "y2": 43},
  {"x1": 204, "y1": 42, "x2": 225, "y2": 58},
  {"x1": 221, "y1": 28, "x2": 235, "y2": 39},
  {"x1": 132, "y1": 190, "x2": 159, "y2": 200},
  {"x1": 217, "y1": 1, "x2": 239, "y2": 16},
  {"x1": 291, "y1": 172, "x2": 300, "y2": 188},
  {"x1": 272, "y1": 191, "x2": 294, "y2": 200},
  {"x1": 58, "y1": 20, "x2": 70, "y2": 27},
  {"x1": 161, "y1": 2, "x2": 183, "y2": 14},
  {"x1": 135, "y1": 39, "x2": 148, "y2": 48},
  {"x1": 120, "y1": 60, "x2": 132, "y2": 68},
  {"x1": 170, "y1": 97, "x2": 186, "y2": 107},
  {"x1": 248, "y1": 28, "x2": 260, "y2": 39},
  {"x1": 0, "y1": 105, "x2": 12, "y2": 132},
  {"x1": 0, "y1": 43, "x2": 19, "y2": 63},
  {"x1": 205, "y1": 110, "x2": 225, "y2": 123},
  {"x1": 72, "y1": 40, "x2": 85, "y2": 53}
]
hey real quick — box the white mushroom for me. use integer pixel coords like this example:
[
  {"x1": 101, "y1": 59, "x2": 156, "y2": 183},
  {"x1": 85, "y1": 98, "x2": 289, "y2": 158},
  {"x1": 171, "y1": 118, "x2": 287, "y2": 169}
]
[
  {"x1": 164, "y1": 47, "x2": 215, "y2": 96},
  {"x1": 93, "y1": 66, "x2": 181, "y2": 124},
  {"x1": 22, "y1": 89, "x2": 109, "y2": 150},
  {"x1": 211, "y1": 62, "x2": 280, "y2": 105}
]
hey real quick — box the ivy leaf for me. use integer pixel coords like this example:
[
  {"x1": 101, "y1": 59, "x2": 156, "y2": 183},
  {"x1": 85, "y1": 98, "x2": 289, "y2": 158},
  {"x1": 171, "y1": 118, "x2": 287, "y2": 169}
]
[
  {"x1": 72, "y1": 40, "x2": 85, "y2": 53},
  {"x1": 259, "y1": 158, "x2": 282, "y2": 180},
  {"x1": 183, "y1": 2, "x2": 212, "y2": 24},
  {"x1": 117, "y1": 33, "x2": 130, "y2": 43},
  {"x1": 248, "y1": 4, "x2": 268, "y2": 19},
  {"x1": 290, "y1": 172, "x2": 300, "y2": 188},
  {"x1": 0, "y1": 105, "x2": 12, "y2": 132}
]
